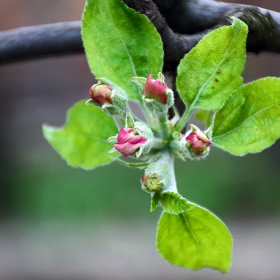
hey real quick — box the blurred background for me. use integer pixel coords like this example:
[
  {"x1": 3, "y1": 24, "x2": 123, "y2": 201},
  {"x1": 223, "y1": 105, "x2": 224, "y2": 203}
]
[{"x1": 1, "y1": 0, "x2": 280, "y2": 279}]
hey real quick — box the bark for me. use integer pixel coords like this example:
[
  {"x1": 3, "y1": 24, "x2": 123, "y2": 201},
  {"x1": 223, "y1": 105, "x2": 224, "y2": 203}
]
[{"x1": 1, "y1": 0, "x2": 280, "y2": 71}]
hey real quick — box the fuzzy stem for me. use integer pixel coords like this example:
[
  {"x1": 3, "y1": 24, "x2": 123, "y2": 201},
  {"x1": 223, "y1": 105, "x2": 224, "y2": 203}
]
[
  {"x1": 169, "y1": 139, "x2": 180, "y2": 153},
  {"x1": 142, "y1": 104, "x2": 156, "y2": 129},
  {"x1": 154, "y1": 150, "x2": 177, "y2": 193},
  {"x1": 175, "y1": 107, "x2": 193, "y2": 132},
  {"x1": 152, "y1": 137, "x2": 168, "y2": 150},
  {"x1": 157, "y1": 112, "x2": 170, "y2": 139},
  {"x1": 165, "y1": 151, "x2": 178, "y2": 193}
]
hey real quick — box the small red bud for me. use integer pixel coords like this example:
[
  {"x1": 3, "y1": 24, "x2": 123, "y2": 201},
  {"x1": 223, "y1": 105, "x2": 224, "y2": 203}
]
[
  {"x1": 114, "y1": 128, "x2": 147, "y2": 157},
  {"x1": 185, "y1": 130, "x2": 211, "y2": 155},
  {"x1": 89, "y1": 84, "x2": 113, "y2": 106},
  {"x1": 143, "y1": 74, "x2": 167, "y2": 104}
]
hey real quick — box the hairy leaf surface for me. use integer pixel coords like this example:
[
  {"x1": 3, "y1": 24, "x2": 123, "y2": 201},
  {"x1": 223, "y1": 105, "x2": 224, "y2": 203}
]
[
  {"x1": 43, "y1": 101, "x2": 119, "y2": 170},
  {"x1": 176, "y1": 18, "x2": 247, "y2": 111},
  {"x1": 212, "y1": 77, "x2": 280, "y2": 155},
  {"x1": 151, "y1": 191, "x2": 189, "y2": 214},
  {"x1": 82, "y1": 0, "x2": 163, "y2": 101},
  {"x1": 157, "y1": 202, "x2": 232, "y2": 273}
]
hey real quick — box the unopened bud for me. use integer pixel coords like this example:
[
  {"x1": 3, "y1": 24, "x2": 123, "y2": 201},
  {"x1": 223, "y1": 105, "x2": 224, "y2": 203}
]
[
  {"x1": 185, "y1": 128, "x2": 211, "y2": 156},
  {"x1": 114, "y1": 128, "x2": 147, "y2": 157},
  {"x1": 86, "y1": 78, "x2": 128, "y2": 116},
  {"x1": 173, "y1": 125, "x2": 212, "y2": 160},
  {"x1": 131, "y1": 73, "x2": 174, "y2": 113},
  {"x1": 141, "y1": 151, "x2": 172, "y2": 194},
  {"x1": 108, "y1": 112, "x2": 154, "y2": 158},
  {"x1": 143, "y1": 74, "x2": 168, "y2": 104},
  {"x1": 182, "y1": 125, "x2": 212, "y2": 159},
  {"x1": 141, "y1": 173, "x2": 164, "y2": 192},
  {"x1": 89, "y1": 84, "x2": 113, "y2": 105}
]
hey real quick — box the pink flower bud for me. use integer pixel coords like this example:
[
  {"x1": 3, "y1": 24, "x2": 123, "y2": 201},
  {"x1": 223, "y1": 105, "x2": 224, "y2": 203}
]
[
  {"x1": 89, "y1": 84, "x2": 113, "y2": 106},
  {"x1": 185, "y1": 129, "x2": 211, "y2": 155},
  {"x1": 143, "y1": 74, "x2": 167, "y2": 104},
  {"x1": 114, "y1": 128, "x2": 147, "y2": 157}
]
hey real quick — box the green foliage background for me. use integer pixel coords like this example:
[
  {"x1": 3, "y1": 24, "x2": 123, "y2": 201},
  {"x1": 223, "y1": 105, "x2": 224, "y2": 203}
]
[{"x1": 7, "y1": 145, "x2": 280, "y2": 221}]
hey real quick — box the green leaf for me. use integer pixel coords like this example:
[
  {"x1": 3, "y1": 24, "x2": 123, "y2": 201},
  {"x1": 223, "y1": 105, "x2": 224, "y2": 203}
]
[
  {"x1": 176, "y1": 18, "x2": 247, "y2": 111},
  {"x1": 151, "y1": 191, "x2": 189, "y2": 214},
  {"x1": 212, "y1": 77, "x2": 280, "y2": 155},
  {"x1": 157, "y1": 202, "x2": 232, "y2": 273},
  {"x1": 82, "y1": 0, "x2": 163, "y2": 101},
  {"x1": 43, "y1": 100, "x2": 119, "y2": 170},
  {"x1": 195, "y1": 109, "x2": 212, "y2": 127}
]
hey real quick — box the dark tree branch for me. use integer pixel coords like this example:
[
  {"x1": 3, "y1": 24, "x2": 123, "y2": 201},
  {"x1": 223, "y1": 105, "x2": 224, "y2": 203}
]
[
  {"x1": 0, "y1": 21, "x2": 83, "y2": 64},
  {"x1": 153, "y1": 0, "x2": 234, "y2": 34},
  {"x1": 1, "y1": 0, "x2": 280, "y2": 71},
  {"x1": 153, "y1": 0, "x2": 280, "y2": 35}
]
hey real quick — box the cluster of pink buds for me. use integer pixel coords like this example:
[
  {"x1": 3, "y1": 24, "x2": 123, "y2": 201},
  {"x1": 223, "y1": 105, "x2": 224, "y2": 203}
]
[
  {"x1": 92, "y1": 73, "x2": 212, "y2": 200},
  {"x1": 82, "y1": 69, "x2": 215, "y2": 220}
]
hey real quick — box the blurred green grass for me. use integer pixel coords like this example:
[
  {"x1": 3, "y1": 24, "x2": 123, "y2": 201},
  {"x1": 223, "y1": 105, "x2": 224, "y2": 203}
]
[{"x1": 8, "y1": 144, "x2": 280, "y2": 221}]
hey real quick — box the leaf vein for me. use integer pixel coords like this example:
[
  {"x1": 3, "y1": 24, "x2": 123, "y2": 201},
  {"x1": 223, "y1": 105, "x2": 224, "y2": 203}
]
[{"x1": 213, "y1": 101, "x2": 280, "y2": 139}]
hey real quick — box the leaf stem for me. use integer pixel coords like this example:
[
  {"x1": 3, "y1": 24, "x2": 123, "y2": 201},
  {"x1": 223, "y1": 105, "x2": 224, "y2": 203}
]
[
  {"x1": 175, "y1": 107, "x2": 193, "y2": 132},
  {"x1": 117, "y1": 158, "x2": 149, "y2": 169}
]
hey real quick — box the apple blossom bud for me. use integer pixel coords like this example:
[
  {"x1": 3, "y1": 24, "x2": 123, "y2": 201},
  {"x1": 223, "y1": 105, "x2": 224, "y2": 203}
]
[
  {"x1": 86, "y1": 78, "x2": 128, "y2": 116},
  {"x1": 185, "y1": 129, "x2": 211, "y2": 156},
  {"x1": 143, "y1": 74, "x2": 167, "y2": 104},
  {"x1": 179, "y1": 124, "x2": 212, "y2": 160},
  {"x1": 141, "y1": 173, "x2": 163, "y2": 192},
  {"x1": 131, "y1": 73, "x2": 174, "y2": 113},
  {"x1": 172, "y1": 125, "x2": 212, "y2": 160},
  {"x1": 89, "y1": 84, "x2": 113, "y2": 105},
  {"x1": 114, "y1": 128, "x2": 147, "y2": 157},
  {"x1": 108, "y1": 112, "x2": 155, "y2": 158},
  {"x1": 140, "y1": 151, "x2": 173, "y2": 194}
]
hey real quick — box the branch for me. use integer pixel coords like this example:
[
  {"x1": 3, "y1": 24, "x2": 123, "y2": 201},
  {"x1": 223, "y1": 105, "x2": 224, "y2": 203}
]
[
  {"x1": 133, "y1": 0, "x2": 280, "y2": 70},
  {"x1": 1, "y1": 0, "x2": 280, "y2": 72},
  {"x1": 0, "y1": 21, "x2": 83, "y2": 64},
  {"x1": 153, "y1": 0, "x2": 233, "y2": 34}
]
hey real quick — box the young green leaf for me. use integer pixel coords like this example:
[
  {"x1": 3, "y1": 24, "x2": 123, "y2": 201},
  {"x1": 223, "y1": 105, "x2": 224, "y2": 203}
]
[
  {"x1": 151, "y1": 191, "x2": 189, "y2": 214},
  {"x1": 157, "y1": 202, "x2": 232, "y2": 273},
  {"x1": 43, "y1": 100, "x2": 119, "y2": 170},
  {"x1": 82, "y1": 0, "x2": 163, "y2": 101},
  {"x1": 176, "y1": 18, "x2": 247, "y2": 112},
  {"x1": 212, "y1": 77, "x2": 280, "y2": 156}
]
